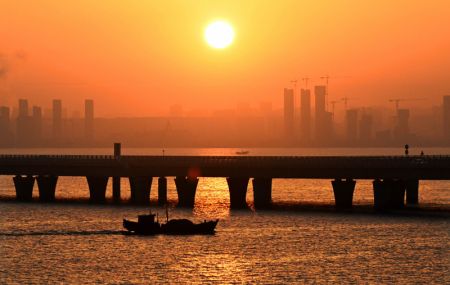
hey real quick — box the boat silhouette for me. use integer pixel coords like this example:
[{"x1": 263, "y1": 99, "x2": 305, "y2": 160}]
[
  {"x1": 235, "y1": 150, "x2": 249, "y2": 155},
  {"x1": 123, "y1": 213, "x2": 218, "y2": 235}
]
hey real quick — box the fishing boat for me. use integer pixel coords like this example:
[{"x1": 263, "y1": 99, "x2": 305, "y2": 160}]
[
  {"x1": 122, "y1": 211, "x2": 218, "y2": 235},
  {"x1": 235, "y1": 150, "x2": 249, "y2": 155}
]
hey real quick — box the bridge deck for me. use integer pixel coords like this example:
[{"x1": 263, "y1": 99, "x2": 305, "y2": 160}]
[{"x1": 0, "y1": 154, "x2": 449, "y2": 179}]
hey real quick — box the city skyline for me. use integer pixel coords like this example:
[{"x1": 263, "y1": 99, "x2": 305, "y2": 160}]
[
  {"x1": 1, "y1": 1, "x2": 449, "y2": 117},
  {"x1": 1, "y1": 92, "x2": 449, "y2": 147}
]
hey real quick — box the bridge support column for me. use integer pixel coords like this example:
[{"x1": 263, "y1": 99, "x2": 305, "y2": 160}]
[
  {"x1": 112, "y1": 177, "x2": 121, "y2": 203},
  {"x1": 86, "y1": 176, "x2": 109, "y2": 203},
  {"x1": 406, "y1": 179, "x2": 419, "y2": 205},
  {"x1": 158, "y1": 177, "x2": 167, "y2": 205},
  {"x1": 36, "y1": 175, "x2": 58, "y2": 202},
  {"x1": 252, "y1": 178, "x2": 272, "y2": 209},
  {"x1": 129, "y1": 176, "x2": 152, "y2": 204},
  {"x1": 331, "y1": 178, "x2": 356, "y2": 209},
  {"x1": 227, "y1": 177, "x2": 249, "y2": 209},
  {"x1": 373, "y1": 179, "x2": 406, "y2": 210},
  {"x1": 13, "y1": 175, "x2": 35, "y2": 201},
  {"x1": 175, "y1": 176, "x2": 198, "y2": 207}
]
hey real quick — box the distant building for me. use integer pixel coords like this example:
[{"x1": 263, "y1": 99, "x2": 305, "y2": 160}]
[
  {"x1": 283, "y1": 88, "x2": 294, "y2": 140},
  {"x1": 359, "y1": 113, "x2": 373, "y2": 143},
  {"x1": 16, "y1": 99, "x2": 31, "y2": 145},
  {"x1": 346, "y1": 109, "x2": 358, "y2": 142},
  {"x1": 0, "y1": 106, "x2": 13, "y2": 146},
  {"x1": 314, "y1": 86, "x2": 326, "y2": 116},
  {"x1": 52, "y1": 99, "x2": 62, "y2": 139},
  {"x1": 85, "y1": 99, "x2": 94, "y2": 141},
  {"x1": 18, "y1": 99, "x2": 28, "y2": 117},
  {"x1": 394, "y1": 109, "x2": 410, "y2": 141},
  {"x1": 300, "y1": 89, "x2": 311, "y2": 141},
  {"x1": 443, "y1": 96, "x2": 450, "y2": 141},
  {"x1": 32, "y1": 106, "x2": 42, "y2": 144},
  {"x1": 375, "y1": 129, "x2": 392, "y2": 145},
  {"x1": 314, "y1": 85, "x2": 331, "y2": 142}
]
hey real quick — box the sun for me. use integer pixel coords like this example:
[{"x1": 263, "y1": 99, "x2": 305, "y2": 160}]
[{"x1": 204, "y1": 20, "x2": 235, "y2": 49}]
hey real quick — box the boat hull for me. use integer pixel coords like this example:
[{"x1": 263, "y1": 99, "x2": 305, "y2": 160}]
[{"x1": 123, "y1": 219, "x2": 219, "y2": 235}]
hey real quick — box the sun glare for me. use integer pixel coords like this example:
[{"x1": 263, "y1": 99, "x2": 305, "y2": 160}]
[{"x1": 204, "y1": 20, "x2": 234, "y2": 49}]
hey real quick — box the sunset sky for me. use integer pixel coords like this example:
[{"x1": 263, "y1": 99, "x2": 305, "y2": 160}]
[{"x1": 0, "y1": 1, "x2": 449, "y2": 117}]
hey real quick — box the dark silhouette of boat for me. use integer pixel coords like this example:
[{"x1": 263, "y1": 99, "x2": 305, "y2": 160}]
[
  {"x1": 123, "y1": 213, "x2": 218, "y2": 235},
  {"x1": 235, "y1": 150, "x2": 249, "y2": 155}
]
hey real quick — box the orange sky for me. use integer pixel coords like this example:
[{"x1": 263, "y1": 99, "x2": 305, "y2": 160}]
[{"x1": 0, "y1": 1, "x2": 449, "y2": 117}]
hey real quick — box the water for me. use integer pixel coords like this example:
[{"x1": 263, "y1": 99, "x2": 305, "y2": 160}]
[{"x1": 0, "y1": 148, "x2": 449, "y2": 284}]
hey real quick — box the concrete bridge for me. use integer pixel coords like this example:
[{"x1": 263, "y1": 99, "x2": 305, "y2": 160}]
[{"x1": 1, "y1": 147, "x2": 449, "y2": 210}]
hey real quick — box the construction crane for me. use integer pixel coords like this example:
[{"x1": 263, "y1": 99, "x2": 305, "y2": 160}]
[
  {"x1": 330, "y1": 100, "x2": 341, "y2": 120},
  {"x1": 290, "y1": 80, "x2": 298, "y2": 90},
  {"x1": 320, "y1": 75, "x2": 330, "y2": 86},
  {"x1": 290, "y1": 80, "x2": 299, "y2": 115},
  {"x1": 388, "y1": 98, "x2": 426, "y2": 111},
  {"x1": 341, "y1": 97, "x2": 350, "y2": 109},
  {"x1": 301, "y1": 77, "x2": 311, "y2": 88},
  {"x1": 341, "y1": 97, "x2": 359, "y2": 109},
  {"x1": 320, "y1": 75, "x2": 330, "y2": 111}
]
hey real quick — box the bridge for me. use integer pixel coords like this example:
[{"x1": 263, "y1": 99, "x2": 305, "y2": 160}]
[{"x1": 1, "y1": 145, "x2": 449, "y2": 210}]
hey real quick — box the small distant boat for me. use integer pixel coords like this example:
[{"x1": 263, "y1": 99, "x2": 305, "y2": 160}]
[
  {"x1": 235, "y1": 150, "x2": 249, "y2": 155},
  {"x1": 123, "y1": 213, "x2": 218, "y2": 235}
]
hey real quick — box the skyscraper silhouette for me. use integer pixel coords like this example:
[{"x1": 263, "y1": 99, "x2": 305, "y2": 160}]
[
  {"x1": 359, "y1": 113, "x2": 373, "y2": 143},
  {"x1": 31, "y1": 106, "x2": 42, "y2": 144},
  {"x1": 300, "y1": 88, "x2": 311, "y2": 141},
  {"x1": 17, "y1": 99, "x2": 31, "y2": 145},
  {"x1": 314, "y1": 85, "x2": 332, "y2": 142},
  {"x1": 346, "y1": 109, "x2": 358, "y2": 143},
  {"x1": 85, "y1": 99, "x2": 94, "y2": 141},
  {"x1": 52, "y1": 99, "x2": 62, "y2": 140},
  {"x1": 283, "y1": 88, "x2": 294, "y2": 140}
]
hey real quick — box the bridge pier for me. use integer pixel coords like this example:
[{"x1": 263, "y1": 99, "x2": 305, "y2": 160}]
[
  {"x1": 13, "y1": 175, "x2": 35, "y2": 201},
  {"x1": 331, "y1": 178, "x2": 356, "y2": 209},
  {"x1": 158, "y1": 177, "x2": 168, "y2": 205},
  {"x1": 252, "y1": 178, "x2": 272, "y2": 209},
  {"x1": 175, "y1": 176, "x2": 198, "y2": 207},
  {"x1": 36, "y1": 175, "x2": 58, "y2": 202},
  {"x1": 86, "y1": 176, "x2": 109, "y2": 203},
  {"x1": 129, "y1": 176, "x2": 152, "y2": 204},
  {"x1": 406, "y1": 179, "x2": 419, "y2": 205},
  {"x1": 227, "y1": 177, "x2": 249, "y2": 209},
  {"x1": 112, "y1": 177, "x2": 120, "y2": 203},
  {"x1": 373, "y1": 179, "x2": 406, "y2": 210}
]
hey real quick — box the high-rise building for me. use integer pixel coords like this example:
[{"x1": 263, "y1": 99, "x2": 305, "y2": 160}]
[
  {"x1": 314, "y1": 86, "x2": 326, "y2": 116},
  {"x1": 32, "y1": 106, "x2": 42, "y2": 144},
  {"x1": 85, "y1": 99, "x2": 94, "y2": 141},
  {"x1": 18, "y1": 99, "x2": 28, "y2": 118},
  {"x1": 52, "y1": 99, "x2": 62, "y2": 139},
  {"x1": 314, "y1": 85, "x2": 331, "y2": 142},
  {"x1": 284, "y1": 88, "x2": 294, "y2": 140},
  {"x1": 300, "y1": 89, "x2": 311, "y2": 141},
  {"x1": 346, "y1": 109, "x2": 358, "y2": 142},
  {"x1": 17, "y1": 99, "x2": 31, "y2": 144},
  {"x1": 359, "y1": 113, "x2": 373, "y2": 143},
  {"x1": 443, "y1": 96, "x2": 450, "y2": 141}
]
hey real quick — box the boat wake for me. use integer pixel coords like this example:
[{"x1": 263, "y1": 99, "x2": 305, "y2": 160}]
[{"x1": 0, "y1": 230, "x2": 124, "y2": 236}]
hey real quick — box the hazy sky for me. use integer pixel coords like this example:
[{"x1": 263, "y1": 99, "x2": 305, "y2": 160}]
[{"x1": 0, "y1": 1, "x2": 449, "y2": 117}]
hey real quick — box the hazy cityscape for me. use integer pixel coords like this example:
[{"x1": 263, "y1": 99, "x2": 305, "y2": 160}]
[
  {"x1": 1, "y1": 89, "x2": 449, "y2": 147},
  {"x1": 1, "y1": 2, "x2": 449, "y2": 284}
]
